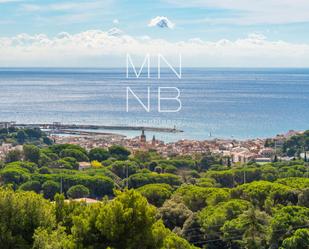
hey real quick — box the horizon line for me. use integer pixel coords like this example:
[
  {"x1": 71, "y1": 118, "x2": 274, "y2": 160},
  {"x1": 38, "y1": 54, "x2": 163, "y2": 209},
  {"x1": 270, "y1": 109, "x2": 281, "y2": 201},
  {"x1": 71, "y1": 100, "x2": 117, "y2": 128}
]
[{"x1": 0, "y1": 66, "x2": 309, "y2": 69}]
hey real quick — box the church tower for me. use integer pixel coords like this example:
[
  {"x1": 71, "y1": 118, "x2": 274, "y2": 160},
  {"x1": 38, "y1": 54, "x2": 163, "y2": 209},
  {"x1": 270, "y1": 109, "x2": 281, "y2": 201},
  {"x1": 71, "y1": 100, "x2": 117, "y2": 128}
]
[
  {"x1": 152, "y1": 135, "x2": 156, "y2": 146},
  {"x1": 140, "y1": 129, "x2": 146, "y2": 143}
]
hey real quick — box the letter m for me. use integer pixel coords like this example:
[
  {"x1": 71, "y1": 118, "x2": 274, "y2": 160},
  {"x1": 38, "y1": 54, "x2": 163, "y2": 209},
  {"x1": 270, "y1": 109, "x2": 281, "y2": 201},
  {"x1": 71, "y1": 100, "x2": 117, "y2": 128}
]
[{"x1": 126, "y1": 54, "x2": 150, "y2": 78}]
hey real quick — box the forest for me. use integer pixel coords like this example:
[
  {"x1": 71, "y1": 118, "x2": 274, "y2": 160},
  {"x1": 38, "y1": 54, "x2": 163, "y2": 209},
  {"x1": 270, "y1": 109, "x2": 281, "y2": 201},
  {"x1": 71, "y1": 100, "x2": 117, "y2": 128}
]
[{"x1": 0, "y1": 128, "x2": 309, "y2": 249}]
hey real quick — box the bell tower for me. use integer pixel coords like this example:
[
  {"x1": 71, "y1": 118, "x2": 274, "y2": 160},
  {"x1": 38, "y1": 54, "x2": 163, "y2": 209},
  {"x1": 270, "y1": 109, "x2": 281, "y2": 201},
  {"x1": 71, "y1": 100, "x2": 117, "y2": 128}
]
[{"x1": 140, "y1": 129, "x2": 146, "y2": 143}]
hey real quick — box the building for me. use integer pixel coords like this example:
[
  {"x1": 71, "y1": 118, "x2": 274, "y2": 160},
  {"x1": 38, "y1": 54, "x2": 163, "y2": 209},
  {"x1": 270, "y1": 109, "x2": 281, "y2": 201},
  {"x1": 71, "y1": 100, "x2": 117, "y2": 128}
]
[
  {"x1": 152, "y1": 135, "x2": 156, "y2": 146},
  {"x1": 0, "y1": 121, "x2": 15, "y2": 129},
  {"x1": 79, "y1": 162, "x2": 91, "y2": 170},
  {"x1": 259, "y1": 148, "x2": 275, "y2": 158},
  {"x1": 140, "y1": 130, "x2": 146, "y2": 143},
  {"x1": 63, "y1": 198, "x2": 99, "y2": 204},
  {"x1": 255, "y1": 157, "x2": 272, "y2": 163}
]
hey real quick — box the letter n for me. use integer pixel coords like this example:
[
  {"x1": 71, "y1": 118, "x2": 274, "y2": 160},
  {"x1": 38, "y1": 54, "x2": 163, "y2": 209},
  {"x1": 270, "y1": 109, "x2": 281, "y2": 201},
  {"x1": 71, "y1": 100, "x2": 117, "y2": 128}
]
[{"x1": 126, "y1": 87, "x2": 150, "y2": 112}]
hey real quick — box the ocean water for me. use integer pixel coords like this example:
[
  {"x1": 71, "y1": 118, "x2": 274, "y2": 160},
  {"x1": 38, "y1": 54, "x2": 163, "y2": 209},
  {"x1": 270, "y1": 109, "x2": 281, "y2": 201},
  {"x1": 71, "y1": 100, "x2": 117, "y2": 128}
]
[{"x1": 0, "y1": 68, "x2": 309, "y2": 142}]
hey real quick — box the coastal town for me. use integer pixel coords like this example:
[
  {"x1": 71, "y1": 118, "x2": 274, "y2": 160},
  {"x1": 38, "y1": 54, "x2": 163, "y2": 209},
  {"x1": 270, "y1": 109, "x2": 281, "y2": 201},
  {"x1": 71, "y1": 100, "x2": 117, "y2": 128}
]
[
  {"x1": 0, "y1": 121, "x2": 303, "y2": 164},
  {"x1": 51, "y1": 129, "x2": 302, "y2": 163}
]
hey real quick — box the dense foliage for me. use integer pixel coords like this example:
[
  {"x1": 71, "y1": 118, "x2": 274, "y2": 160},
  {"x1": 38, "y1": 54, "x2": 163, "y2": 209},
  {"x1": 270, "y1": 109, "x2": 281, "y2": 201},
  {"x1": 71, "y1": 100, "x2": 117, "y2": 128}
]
[
  {"x1": 0, "y1": 130, "x2": 309, "y2": 248},
  {"x1": 0, "y1": 127, "x2": 53, "y2": 146}
]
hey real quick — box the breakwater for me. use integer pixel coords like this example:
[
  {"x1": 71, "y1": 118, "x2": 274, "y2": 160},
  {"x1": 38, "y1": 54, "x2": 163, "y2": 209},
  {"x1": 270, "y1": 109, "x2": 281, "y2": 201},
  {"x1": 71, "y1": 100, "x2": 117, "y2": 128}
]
[{"x1": 11, "y1": 122, "x2": 183, "y2": 133}]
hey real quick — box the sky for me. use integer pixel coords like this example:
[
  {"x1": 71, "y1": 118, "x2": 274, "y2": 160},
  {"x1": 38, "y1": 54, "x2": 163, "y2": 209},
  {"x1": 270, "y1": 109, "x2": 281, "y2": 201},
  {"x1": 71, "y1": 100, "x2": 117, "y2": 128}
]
[{"x1": 0, "y1": 0, "x2": 309, "y2": 67}]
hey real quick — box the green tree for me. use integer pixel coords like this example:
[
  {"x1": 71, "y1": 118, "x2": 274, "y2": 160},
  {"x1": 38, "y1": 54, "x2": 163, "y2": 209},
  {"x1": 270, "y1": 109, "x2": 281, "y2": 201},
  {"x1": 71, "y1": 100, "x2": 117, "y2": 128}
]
[
  {"x1": 109, "y1": 161, "x2": 138, "y2": 179},
  {"x1": 199, "y1": 154, "x2": 220, "y2": 171},
  {"x1": 60, "y1": 149, "x2": 89, "y2": 162},
  {"x1": 159, "y1": 195, "x2": 193, "y2": 230},
  {"x1": 280, "y1": 229, "x2": 309, "y2": 249},
  {"x1": 137, "y1": 183, "x2": 173, "y2": 207},
  {"x1": 38, "y1": 166, "x2": 51, "y2": 174},
  {"x1": 19, "y1": 180, "x2": 41, "y2": 193},
  {"x1": 96, "y1": 190, "x2": 156, "y2": 248},
  {"x1": 181, "y1": 213, "x2": 204, "y2": 247},
  {"x1": 205, "y1": 170, "x2": 234, "y2": 187},
  {"x1": 198, "y1": 199, "x2": 250, "y2": 249},
  {"x1": 5, "y1": 149, "x2": 23, "y2": 163},
  {"x1": 72, "y1": 189, "x2": 156, "y2": 249},
  {"x1": 38, "y1": 153, "x2": 52, "y2": 167},
  {"x1": 269, "y1": 206, "x2": 309, "y2": 248},
  {"x1": 134, "y1": 150, "x2": 151, "y2": 163},
  {"x1": 17, "y1": 130, "x2": 27, "y2": 144},
  {"x1": 42, "y1": 180, "x2": 60, "y2": 200},
  {"x1": 227, "y1": 157, "x2": 232, "y2": 167},
  {"x1": 89, "y1": 148, "x2": 110, "y2": 162},
  {"x1": 161, "y1": 232, "x2": 198, "y2": 249},
  {"x1": 5, "y1": 161, "x2": 38, "y2": 173},
  {"x1": 24, "y1": 128, "x2": 42, "y2": 140},
  {"x1": 152, "y1": 220, "x2": 197, "y2": 249},
  {"x1": 108, "y1": 145, "x2": 131, "y2": 160},
  {"x1": 33, "y1": 226, "x2": 75, "y2": 249},
  {"x1": 222, "y1": 207, "x2": 270, "y2": 249},
  {"x1": 71, "y1": 189, "x2": 196, "y2": 249},
  {"x1": 298, "y1": 187, "x2": 309, "y2": 207},
  {"x1": 231, "y1": 181, "x2": 298, "y2": 209},
  {"x1": 49, "y1": 157, "x2": 79, "y2": 170},
  {"x1": 67, "y1": 185, "x2": 90, "y2": 199},
  {"x1": 23, "y1": 144, "x2": 40, "y2": 163},
  {"x1": 0, "y1": 166, "x2": 30, "y2": 187},
  {"x1": 127, "y1": 172, "x2": 181, "y2": 188},
  {"x1": 0, "y1": 188, "x2": 55, "y2": 248},
  {"x1": 176, "y1": 185, "x2": 230, "y2": 211},
  {"x1": 43, "y1": 136, "x2": 53, "y2": 145}
]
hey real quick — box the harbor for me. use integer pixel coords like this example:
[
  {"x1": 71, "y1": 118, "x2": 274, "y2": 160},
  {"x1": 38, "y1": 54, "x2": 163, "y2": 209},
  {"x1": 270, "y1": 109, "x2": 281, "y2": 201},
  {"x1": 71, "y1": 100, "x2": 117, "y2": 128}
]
[{"x1": 0, "y1": 122, "x2": 183, "y2": 135}]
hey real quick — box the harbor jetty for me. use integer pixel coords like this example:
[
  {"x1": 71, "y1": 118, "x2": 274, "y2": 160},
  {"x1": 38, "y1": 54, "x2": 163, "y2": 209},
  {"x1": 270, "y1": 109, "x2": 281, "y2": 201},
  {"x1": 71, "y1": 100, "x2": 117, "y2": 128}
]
[{"x1": 1, "y1": 122, "x2": 183, "y2": 134}]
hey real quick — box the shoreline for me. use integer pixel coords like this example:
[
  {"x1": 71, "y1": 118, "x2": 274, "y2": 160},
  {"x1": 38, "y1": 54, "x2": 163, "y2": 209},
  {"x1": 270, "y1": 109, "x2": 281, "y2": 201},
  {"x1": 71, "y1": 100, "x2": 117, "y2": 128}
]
[
  {"x1": 0, "y1": 121, "x2": 304, "y2": 143},
  {"x1": 12, "y1": 122, "x2": 183, "y2": 133}
]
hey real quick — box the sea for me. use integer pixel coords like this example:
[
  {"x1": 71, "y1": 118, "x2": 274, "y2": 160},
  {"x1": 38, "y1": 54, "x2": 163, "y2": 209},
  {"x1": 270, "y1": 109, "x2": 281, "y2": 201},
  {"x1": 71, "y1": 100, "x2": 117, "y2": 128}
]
[{"x1": 0, "y1": 68, "x2": 309, "y2": 142}]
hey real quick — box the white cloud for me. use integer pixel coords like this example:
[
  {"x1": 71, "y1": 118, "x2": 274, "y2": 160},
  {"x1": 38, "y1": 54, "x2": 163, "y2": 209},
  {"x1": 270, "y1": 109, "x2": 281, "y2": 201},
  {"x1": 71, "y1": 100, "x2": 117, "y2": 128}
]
[
  {"x1": 0, "y1": 0, "x2": 21, "y2": 3},
  {"x1": 107, "y1": 27, "x2": 123, "y2": 36},
  {"x1": 0, "y1": 30, "x2": 308, "y2": 67},
  {"x1": 166, "y1": 0, "x2": 309, "y2": 25},
  {"x1": 113, "y1": 19, "x2": 119, "y2": 24},
  {"x1": 148, "y1": 16, "x2": 175, "y2": 29}
]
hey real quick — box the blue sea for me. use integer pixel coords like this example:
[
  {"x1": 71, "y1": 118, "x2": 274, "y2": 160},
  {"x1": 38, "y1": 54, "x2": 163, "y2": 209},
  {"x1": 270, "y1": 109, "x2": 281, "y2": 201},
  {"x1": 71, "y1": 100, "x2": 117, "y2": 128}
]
[{"x1": 0, "y1": 68, "x2": 309, "y2": 142}]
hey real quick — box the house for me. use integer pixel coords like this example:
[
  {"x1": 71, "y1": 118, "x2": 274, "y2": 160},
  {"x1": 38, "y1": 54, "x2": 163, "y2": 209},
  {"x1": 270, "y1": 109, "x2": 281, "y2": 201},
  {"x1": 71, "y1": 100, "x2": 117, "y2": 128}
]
[
  {"x1": 259, "y1": 148, "x2": 275, "y2": 158},
  {"x1": 255, "y1": 157, "x2": 272, "y2": 163},
  {"x1": 66, "y1": 198, "x2": 99, "y2": 204},
  {"x1": 78, "y1": 162, "x2": 91, "y2": 170}
]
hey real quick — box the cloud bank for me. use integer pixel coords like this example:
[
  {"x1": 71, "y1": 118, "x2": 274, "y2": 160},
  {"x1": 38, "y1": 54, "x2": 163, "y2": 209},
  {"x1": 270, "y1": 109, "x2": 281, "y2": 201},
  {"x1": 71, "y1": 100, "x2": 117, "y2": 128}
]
[
  {"x1": 0, "y1": 30, "x2": 308, "y2": 67},
  {"x1": 148, "y1": 16, "x2": 175, "y2": 29},
  {"x1": 167, "y1": 0, "x2": 309, "y2": 25}
]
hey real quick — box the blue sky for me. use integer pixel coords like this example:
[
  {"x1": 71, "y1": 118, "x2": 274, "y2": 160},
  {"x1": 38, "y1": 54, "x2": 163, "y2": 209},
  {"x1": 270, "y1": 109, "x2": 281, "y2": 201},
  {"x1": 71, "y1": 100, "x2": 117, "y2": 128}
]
[
  {"x1": 0, "y1": 0, "x2": 309, "y2": 67},
  {"x1": 1, "y1": 0, "x2": 309, "y2": 42}
]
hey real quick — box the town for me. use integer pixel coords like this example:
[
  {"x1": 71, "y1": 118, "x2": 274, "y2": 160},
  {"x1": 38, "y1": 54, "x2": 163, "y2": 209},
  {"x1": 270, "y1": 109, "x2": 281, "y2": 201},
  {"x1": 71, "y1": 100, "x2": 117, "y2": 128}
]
[
  {"x1": 0, "y1": 121, "x2": 304, "y2": 165},
  {"x1": 51, "y1": 129, "x2": 303, "y2": 163}
]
